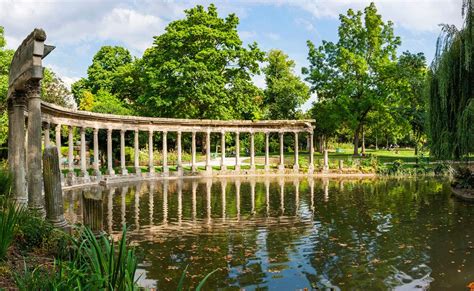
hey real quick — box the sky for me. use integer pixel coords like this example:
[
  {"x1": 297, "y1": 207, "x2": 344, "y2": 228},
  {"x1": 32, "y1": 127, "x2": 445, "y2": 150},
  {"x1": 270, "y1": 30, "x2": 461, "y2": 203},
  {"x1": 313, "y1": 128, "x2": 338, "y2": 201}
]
[{"x1": 0, "y1": 0, "x2": 465, "y2": 109}]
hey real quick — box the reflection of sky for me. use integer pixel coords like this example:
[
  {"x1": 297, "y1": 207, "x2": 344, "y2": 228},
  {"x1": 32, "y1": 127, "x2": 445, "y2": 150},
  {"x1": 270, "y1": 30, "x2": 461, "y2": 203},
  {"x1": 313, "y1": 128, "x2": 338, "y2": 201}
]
[{"x1": 63, "y1": 177, "x2": 474, "y2": 290}]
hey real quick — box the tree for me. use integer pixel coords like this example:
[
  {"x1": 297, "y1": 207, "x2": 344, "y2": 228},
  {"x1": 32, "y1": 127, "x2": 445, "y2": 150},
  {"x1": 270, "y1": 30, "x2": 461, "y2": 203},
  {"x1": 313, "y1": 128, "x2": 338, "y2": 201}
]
[
  {"x1": 0, "y1": 26, "x2": 14, "y2": 146},
  {"x1": 427, "y1": 0, "x2": 473, "y2": 159},
  {"x1": 263, "y1": 50, "x2": 310, "y2": 120},
  {"x1": 78, "y1": 89, "x2": 130, "y2": 116},
  {"x1": 303, "y1": 3, "x2": 401, "y2": 155},
  {"x1": 72, "y1": 46, "x2": 135, "y2": 104},
  {"x1": 138, "y1": 4, "x2": 264, "y2": 120},
  {"x1": 42, "y1": 68, "x2": 74, "y2": 108}
]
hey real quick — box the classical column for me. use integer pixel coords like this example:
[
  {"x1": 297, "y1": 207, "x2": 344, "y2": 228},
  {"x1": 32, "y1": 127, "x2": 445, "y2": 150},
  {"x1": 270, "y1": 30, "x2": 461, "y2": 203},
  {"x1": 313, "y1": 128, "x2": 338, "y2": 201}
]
[
  {"x1": 55, "y1": 124, "x2": 61, "y2": 158},
  {"x1": 8, "y1": 93, "x2": 27, "y2": 205},
  {"x1": 235, "y1": 132, "x2": 240, "y2": 171},
  {"x1": 205, "y1": 130, "x2": 212, "y2": 174},
  {"x1": 148, "y1": 130, "x2": 155, "y2": 176},
  {"x1": 308, "y1": 131, "x2": 314, "y2": 174},
  {"x1": 264, "y1": 132, "x2": 270, "y2": 171},
  {"x1": 44, "y1": 122, "x2": 50, "y2": 147},
  {"x1": 250, "y1": 131, "x2": 255, "y2": 171},
  {"x1": 279, "y1": 177, "x2": 285, "y2": 213},
  {"x1": 106, "y1": 129, "x2": 115, "y2": 176},
  {"x1": 162, "y1": 131, "x2": 169, "y2": 175},
  {"x1": 26, "y1": 80, "x2": 44, "y2": 213},
  {"x1": 191, "y1": 131, "x2": 197, "y2": 172},
  {"x1": 220, "y1": 131, "x2": 226, "y2": 171},
  {"x1": 250, "y1": 180, "x2": 256, "y2": 214},
  {"x1": 67, "y1": 125, "x2": 75, "y2": 180},
  {"x1": 235, "y1": 180, "x2": 241, "y2": 220},
  {"x1": 134, "y1": 129, "x2": 141, "y2": 174},
  {"x1": 80, "y1": 127, "x2": 89, "y2": 179},
  {"x1": 293, "y1": 132, "x2": 299, "y2": 172},
  {"x1": 176, "y1": 131, "x2": 183, "y2": 175},
  {"x1": 93, "y1": 128, "x2": 100, "y2": 176},
  {"x1": 278, "y1": 132, "x2": 285, "y2": 171},
  {"x1": 120, "y1": 129, "x2": 128, "y2": 175},
  {"x1": 323, "y1": 149, "x2": 329, "y2": 172}
]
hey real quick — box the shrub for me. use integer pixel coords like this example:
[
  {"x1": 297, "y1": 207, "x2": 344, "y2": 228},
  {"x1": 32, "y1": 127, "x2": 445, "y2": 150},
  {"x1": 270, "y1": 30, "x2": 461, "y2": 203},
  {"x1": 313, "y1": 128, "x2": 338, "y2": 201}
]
[{"x1": 0, "y1": 197, "x2": 25, "y2": 260}]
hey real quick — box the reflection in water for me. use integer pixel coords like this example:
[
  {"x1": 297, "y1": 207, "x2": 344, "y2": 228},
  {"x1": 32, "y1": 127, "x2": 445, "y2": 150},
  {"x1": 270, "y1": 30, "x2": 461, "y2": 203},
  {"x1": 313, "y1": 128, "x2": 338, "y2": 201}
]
[{"x1": 64, "y1": 177, "x2": 474, "y2": 290}]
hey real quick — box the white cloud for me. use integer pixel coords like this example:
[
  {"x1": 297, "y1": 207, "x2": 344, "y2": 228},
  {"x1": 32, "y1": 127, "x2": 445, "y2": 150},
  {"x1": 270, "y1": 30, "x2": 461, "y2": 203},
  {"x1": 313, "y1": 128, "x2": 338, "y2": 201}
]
[
  {"x1": 295, "y1": 18, "x2": 316, "y2": 31},
  {"x1": 266, "y1": 32, "x2": 281, "y2": 41},
  {"x1": 240, "y1": 30, "x2": 258, "y2": 40}
]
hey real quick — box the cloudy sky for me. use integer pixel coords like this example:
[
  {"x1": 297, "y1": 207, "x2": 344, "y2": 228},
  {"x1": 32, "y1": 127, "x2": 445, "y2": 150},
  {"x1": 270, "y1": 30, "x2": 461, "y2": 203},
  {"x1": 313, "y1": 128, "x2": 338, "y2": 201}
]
[{"x1": 0, "y1": 0, "x2": 465, "y2": 95}]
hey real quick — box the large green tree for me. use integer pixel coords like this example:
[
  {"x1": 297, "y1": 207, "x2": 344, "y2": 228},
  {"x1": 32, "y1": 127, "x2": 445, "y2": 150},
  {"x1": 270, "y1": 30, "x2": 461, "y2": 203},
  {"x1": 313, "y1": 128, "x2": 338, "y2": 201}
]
[
  {"x1": 138, "y1": 4, "x2": 264, "y2": 120},
  {"x1": 263, "y1": 49, "x2": 310, "y2": 120},
  {"x1": 303, "y1": 3, "x2": 400, "y2": 155},
  {"x1": 42, "y1": 68, "x2": 74, "y2": 108},
  {"x1": 427, "y1": 0, "x2": 473, "y2": 159},
  {"x1": 0, "y1": 27, "x2": 14, "y2": 146}
]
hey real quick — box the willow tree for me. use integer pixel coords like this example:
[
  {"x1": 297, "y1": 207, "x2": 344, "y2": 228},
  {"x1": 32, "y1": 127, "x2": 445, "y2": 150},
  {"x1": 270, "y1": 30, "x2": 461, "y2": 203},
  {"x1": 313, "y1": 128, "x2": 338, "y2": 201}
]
[{"x1": 427, "y1": 0, "x2": 473, "y2": 159}]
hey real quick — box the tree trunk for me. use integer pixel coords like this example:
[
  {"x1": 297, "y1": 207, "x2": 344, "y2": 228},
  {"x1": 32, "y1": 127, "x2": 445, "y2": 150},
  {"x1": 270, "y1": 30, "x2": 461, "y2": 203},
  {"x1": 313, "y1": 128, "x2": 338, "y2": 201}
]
[
  {"x1": 353, "y1": 126, "x2": 360, "y2": 156},
  {"x1": 375, "y1": 134, "x2": 378, "y2": 151},
  {"x1": 361, "y1": 125, "x2": 366, "y2": 155}
]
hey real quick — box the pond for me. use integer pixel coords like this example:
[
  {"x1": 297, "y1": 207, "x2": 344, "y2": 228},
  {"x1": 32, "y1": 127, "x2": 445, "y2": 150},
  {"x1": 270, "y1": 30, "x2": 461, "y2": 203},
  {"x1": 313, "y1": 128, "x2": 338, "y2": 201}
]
[{"x1": 64, "y1": 177, "x2": 474, "y2": 290}]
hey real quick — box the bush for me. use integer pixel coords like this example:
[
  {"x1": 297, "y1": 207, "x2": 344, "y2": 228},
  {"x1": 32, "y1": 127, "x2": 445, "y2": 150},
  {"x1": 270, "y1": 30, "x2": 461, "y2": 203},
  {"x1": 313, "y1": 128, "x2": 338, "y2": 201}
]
[{"x1": 0, "y1": 197, "x2": 25, "y2": 260}]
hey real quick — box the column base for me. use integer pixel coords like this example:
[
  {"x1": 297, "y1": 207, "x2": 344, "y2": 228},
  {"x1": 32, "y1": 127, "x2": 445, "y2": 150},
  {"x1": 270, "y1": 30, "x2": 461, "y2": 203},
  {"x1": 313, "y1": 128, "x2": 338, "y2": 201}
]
[
  {"x1": 106, "y1": 168, "x2": 115, "y2": 177},
  {"x1": 80, "y1": 170, "x2": 90, "y2": 178},
  {"x1": 191, "y1": 165, "x2": 197, "y2": 173},
  {"x1": 29, "y1": 205, "x2": 45, "y2": 218},
  {"x1": 67, "y1": 171, "x2": 75, "y2": 186},
  {"x1": 220, "y1": 165, "x2": 227, "y2": 172},
  {"x1": 205, "y1": 165, "x2": 212, "y2": 175},
  {"x1": 134, "y1": 167, "x2": 142, "y2": 175},
  {"x1": 162, "y1": 166, "x2": 169, "y2": 176},
  {"x1": 264, "y1": 165, "x2": 270, "y2": 171},
  {"x1": 308, "y1": 165, "x2": 314, "y2": 175},
  {"x1": 235, "y1": 165, "x2": 241, "y2": 172},
  {"x1": 48, "y1": 216, "x2": 69, "y2": 229},
  {"x1": 250, "y1": 165, "x2": 256, "y2": 171},
  {"x1": 293, "y1": 165, "x2": 299, "y2": 173},
  {"x1": 278, "y1": 164, "x2": 285, "y2": 172},
  {"x1": 176, "y1": 166, "x2": 183, "y2": 176},
  {"x1": 120, "y1": 168, "x2": 128, "y2": 175},
  {"x1": 93, "y1": 169, "x2": 102, "y2": 177}
]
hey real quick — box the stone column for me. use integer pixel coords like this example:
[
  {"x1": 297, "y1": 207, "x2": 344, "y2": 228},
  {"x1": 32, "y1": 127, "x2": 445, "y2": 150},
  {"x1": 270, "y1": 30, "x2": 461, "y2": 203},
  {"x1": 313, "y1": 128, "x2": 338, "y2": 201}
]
[
  {"x1": 93, "y1": 128, "x2": 100, "y2": 176},
  {"x1": 80, "y1": 127, "x2": 89, "y2": 179},
  {"x1": 220, "y1": 131, "x2": 226, "y2": 171},
  {"x1": 162, "y1": 131, "x2": 169, "y2": 175},
  {"x1": 148, "y1": 130, "x2": 154, "y2": 176},
  {"x1": 308, "y1": 131, "x2": 314, "y2": 174},
  {"x1": 205, "y1": 130, "x2": 212, "y2": 174},
  {"x1": 323, "y1": 149, "x2": 329, "y2": 172},
  {"x1": 250, "y1": 131, "x2": 255, "y2": 171},
  {"x1": 44, "y1": 122, "x2": 50, "y2": 147},
  {"x1": 55, "y1": 124, "x2": 61, "y2": 158},
  {"x1": 9, "y1": 93, "x2": 27, "y2": 205},
  {"x1": 134, "y1": 129, "x2": 141, "y2": 174},
  {"x1": 106, "y1": 129, "x2": 115, "y2": 176},
  {"x1": 191, "y1": 131, "x2": 197, "y2": 172},
  {"x1": 176, "y1": 131, "x2": 183, "y2": 175},
  {"x1": 264, "y1": 132, "x2": 270, "y2": 171},
  {"x1": 293, "y1": 132, "x2": 299, "y2": 172},
  {"x1": 67, "y1": 125, "x2": 75, "y2": 181},
  {"x1": 120, "y1": 129, "x2": 128, "y2": 175},
  {"x1": 278, "y1": 132, "x2": 285, "y2": 171},
  {"x1": 26, "y1": 80, "x2": 44, "y2": 213},
  {"x1": 235, "y1": 132, "x2": 240, "y2": 171},
  {"x1": 43, "y1": 146, "x2": 68, "y2": 228}
]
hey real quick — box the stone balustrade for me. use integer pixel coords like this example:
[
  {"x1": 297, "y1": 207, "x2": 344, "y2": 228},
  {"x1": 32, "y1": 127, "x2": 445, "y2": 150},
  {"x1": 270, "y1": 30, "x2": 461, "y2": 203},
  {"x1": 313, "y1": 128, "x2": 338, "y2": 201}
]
[{"x1": 38, "y1": 101, "x2": 315, "y2": 187}]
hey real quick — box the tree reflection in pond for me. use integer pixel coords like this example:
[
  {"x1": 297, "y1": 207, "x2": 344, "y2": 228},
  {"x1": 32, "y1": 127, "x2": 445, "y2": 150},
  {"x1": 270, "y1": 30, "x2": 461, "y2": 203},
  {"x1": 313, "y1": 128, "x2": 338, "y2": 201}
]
[{"x1": 64, "y1": 177, "x2": 474, "y2": 290}]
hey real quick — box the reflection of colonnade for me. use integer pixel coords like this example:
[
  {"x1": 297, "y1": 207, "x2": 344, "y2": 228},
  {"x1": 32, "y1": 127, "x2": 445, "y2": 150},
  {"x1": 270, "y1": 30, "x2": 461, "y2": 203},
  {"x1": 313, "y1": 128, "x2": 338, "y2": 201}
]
[{"x1": 66, "y1": 178, "x2": 332, "y2": 234}]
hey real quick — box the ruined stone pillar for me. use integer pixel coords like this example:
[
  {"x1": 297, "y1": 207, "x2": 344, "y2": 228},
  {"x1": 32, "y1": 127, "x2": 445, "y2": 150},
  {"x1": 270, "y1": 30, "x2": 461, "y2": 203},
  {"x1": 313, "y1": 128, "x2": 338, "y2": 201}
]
[
  {"x1": 9, "y1": 93, "x2": 27, "y2": 205},
  {"x1": 93, "y1": 128, "x2": 100, "y2": 176},
  {"x1": 278, "y1": 132, "x2": 285, "y2": 171},
  {"x1": 176, "y1": 131, "x2": 183, "y2": 175},
  {"x1": 264, "y1": 132, "x2": 270, "y2": 171},
  {"x1": 134, "y1": 129, "x2": 141, "y2": 174},
  {"x1": 308, "y1": 131, "x2": 314, "y2": 174},
  {"x1": 43, "y1": 146, "x2": 68, "y2": 228},
  {"x1": 205, "y1": 130, "x2": 212, "y2": 174},
  {"x1": 83, "y1": 189, "x2": 103, "y2": 233},
  {"x1": 106, "y1": 129, "x2": 115, "y2": 176},
  {"x1": 148, "y1": 130, "x2": 154, "y2": 176},
  {"x1": 67, "y1": 125, "x2": 75, "y2": 181},
  {"x1": 26, "y1": 80, "x2": 44, "y2": 213},
  {"x1": 191, "y1": 131, "x2": 197, "y2": 172},
  {"x1": 293, "y1": 132, "x2": 299, "y2": 172},
  {"x1": 162, "y1": 131, "x2": 169, "y2": 175},
  {"x1": 120, "y1": 129, "x2": 128, "y2": 175},
  {"x1": 80, "y1": 127, "x2": 89, "y2": 179},
  {"x1": 55, "y1": 124, "x2": 61, "y2": 158},
  {"x1": 44, "y1": 122, "x2": 50, "y2": 147},
  {"x1": 235, "y1": 132, "x2": 240, "y2": 171},
  {"x1": 250, "y1": 131, "x2": 255, "y2": 171},
  {"x1": 220, "y1": 131, "x2": 226, "y2": 171},
  {"x1": 323, "y1": 149, "x2": 329, "y2": 172}
]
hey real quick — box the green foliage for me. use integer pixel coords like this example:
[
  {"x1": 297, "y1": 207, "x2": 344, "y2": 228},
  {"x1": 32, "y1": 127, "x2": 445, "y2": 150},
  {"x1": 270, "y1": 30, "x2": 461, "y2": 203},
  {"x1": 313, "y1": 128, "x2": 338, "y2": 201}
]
[
  {"x1": 304, "y1": 3, "x2": 402, "y2": 155},
  {"x1": 139, "y1": 4, "x2": 264, "y2": 120},
  {"x1": 0, "y1": 198, "x2": 25, "y2": 260},
  {"x1": 452, "y1": 166, "x2": 474, "y2": 189},
  {"x1": 78, "y1": 89, "x2": 131, "y2": 115},
  {"x1": 427, "y1": 0, "x2": 473, "y2": 159},
  {"x1": 41, "y1": 68, "x2": 73, "y2": 108},
  {"x1": 263, "y1": 50, "x2": 310, "y2": 119},
  {"x1": 15, "y1": 214, "x2": 54, "y2": 253}
]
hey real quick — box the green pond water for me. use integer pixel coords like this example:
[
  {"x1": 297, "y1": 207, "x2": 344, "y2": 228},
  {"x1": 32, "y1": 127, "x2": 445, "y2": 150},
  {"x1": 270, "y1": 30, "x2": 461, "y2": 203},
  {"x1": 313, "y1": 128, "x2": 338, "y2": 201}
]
[{"x1": 64, "y1": 177, "x2": 474, "y2": 290}]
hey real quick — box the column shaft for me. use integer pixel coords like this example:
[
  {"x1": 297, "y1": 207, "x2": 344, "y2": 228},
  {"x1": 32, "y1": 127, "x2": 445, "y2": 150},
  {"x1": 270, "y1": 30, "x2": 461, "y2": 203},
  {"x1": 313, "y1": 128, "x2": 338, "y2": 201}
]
[
  {"x1": 134, "y1": 129, "x2": 141, "y2": 174},
  {"x1": 250, "y1": 132, "x2": 255, "y2": 170},
  {"x1": 55, "y1": 124, "x2": 61, "y2": 158},
  {"x1": 309, "y1": 131, "x2": 314, "y2": 174},
  {"x1": 26, "y1": 80, "x2": 44, "y2": 213},
  {"x1": 107, "y1": 129, "x2": 115, "y2": 176},
  {"x1": 176, "y1": 131, "x2": 182, "y2": 174},
  {"x1": 44, "y1": 122, "x2": 50, "y2": 147},
  {"x1": 293, "y1": 132, "x2": 299, "y2": 172},
  {"x1": 191, "y1": 131, "x2": 197, "y2": 172},
  {"x1": 205, "y1": 130, "x2": 212, "y2": 173},
  {"x1": 93, "y1": 128, "x2": 100, "y2": 176},
  {"x1": 148, "y1": 130, "x2": 154, "y2": 175},
  {"x1": 264, "y1": 132, "x2": 270, "y2": 171},
  {"x1": 162, "y1": 131, "x2": 168, "y2": 175},
  {"x1": 235, "y1": 132, "x2": 240, "y2": 171},
  {"x1": 120, "y1": 130, "x2": 128, "y2": 175},
  {"x1": 68, "y1": 125, "x2": 75, "y2": 178},
  {"x1": 278, "y1": 132, "x2": 285, "y2": 171},
  {"x1": 9, "y1": 94, "x2": 27, "y2": 205},
  {"x1": 80, "y1": 127, "x2": 89, "y2": 178},
  {"x1": 323, "y1": 149, "x2": 329, "y2": 172},
  {"x1": 220, "y1": 131, "x2": 226, "y2": 171}
]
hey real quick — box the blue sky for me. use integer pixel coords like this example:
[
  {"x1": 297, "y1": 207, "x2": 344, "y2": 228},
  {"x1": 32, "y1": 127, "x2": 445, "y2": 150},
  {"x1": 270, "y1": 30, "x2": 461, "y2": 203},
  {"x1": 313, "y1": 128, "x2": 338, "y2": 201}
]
[{"x1": 0, "y1": 0, "x2": 465, "y2": 108}]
